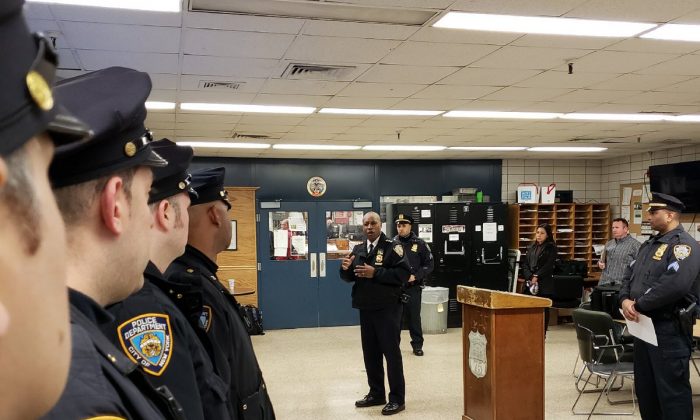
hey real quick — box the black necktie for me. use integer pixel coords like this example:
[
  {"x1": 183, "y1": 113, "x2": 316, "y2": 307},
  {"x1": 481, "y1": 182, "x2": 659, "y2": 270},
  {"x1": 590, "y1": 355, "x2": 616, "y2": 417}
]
[{"x1": 368, "y1": 243, "x2": 374, "y2": 254}]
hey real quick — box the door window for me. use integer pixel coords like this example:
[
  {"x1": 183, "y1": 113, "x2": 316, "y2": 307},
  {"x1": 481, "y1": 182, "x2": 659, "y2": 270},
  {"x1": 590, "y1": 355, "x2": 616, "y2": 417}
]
[
  {"x1": 269, "y1": 211, "x2": 309, "y2": 260},
  {"x1": 325, "y1": 210, "x2": 365, "y2": 260}
]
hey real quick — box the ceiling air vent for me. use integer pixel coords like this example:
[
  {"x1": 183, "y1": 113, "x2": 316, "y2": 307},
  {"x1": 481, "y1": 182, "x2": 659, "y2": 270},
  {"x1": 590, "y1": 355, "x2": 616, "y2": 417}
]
[
  {"x1": 231, "y1": 132, "x2": 279, "y2": 140},
  {"x1": 198, "y1": 80, "x2": 244, "y2": 90},
  {"x1": 281, "y1": 63, "x2": 356, "y2": 81}
]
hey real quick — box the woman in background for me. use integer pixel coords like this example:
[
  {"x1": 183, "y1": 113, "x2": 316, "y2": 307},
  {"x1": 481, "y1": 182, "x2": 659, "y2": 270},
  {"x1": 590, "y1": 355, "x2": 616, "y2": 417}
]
[{"x1": 521, "y1": 223, "x2": 557, "y2": 333}]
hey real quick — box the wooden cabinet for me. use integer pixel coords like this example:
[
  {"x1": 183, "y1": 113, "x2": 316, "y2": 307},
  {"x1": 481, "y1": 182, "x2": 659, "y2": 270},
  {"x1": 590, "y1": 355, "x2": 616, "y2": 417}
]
[
  {"x1": 216, "y1": 187, "x2": 259, "y2": 306},
  {"x1": 508, "y1": 203, "x2": 610, "y2": 275}
]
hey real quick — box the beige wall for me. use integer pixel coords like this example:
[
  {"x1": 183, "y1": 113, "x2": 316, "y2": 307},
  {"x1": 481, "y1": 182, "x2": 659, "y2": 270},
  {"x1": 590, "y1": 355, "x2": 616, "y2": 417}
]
[{"x1": 501, "y1": 144, "x2": 700, "y2": 240}]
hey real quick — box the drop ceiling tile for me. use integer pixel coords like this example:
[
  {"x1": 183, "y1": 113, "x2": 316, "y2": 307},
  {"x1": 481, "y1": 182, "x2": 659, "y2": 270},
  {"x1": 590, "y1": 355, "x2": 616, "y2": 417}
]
[
  {"x1": 612, "y1": 91, "x2": 700, "y2": 106},
  {"x1": 515, "y1": 71, "x2": 619, "y2": 89},
  {"x1": 516, "y1": 102, "x2": 599, "y2": 113},
  {"x1": 638, "y1": 54, "x2": 700, "y2": 76},
  {"x1": 49, "y1": 5, "x2": 181, "y2": 26},
  {"x1": 337, "y1": 82, "x2": 425, "y2": 98},
  {"x1": 148, "y1": 89, "x2": 177, "y2": 102},
  {"x1": 24, "y1": 3, "x2": 53, "y2": 19},
  {"x1": 605, "y1": 38, "x2": 700, "y2": 55},
  {"x1": 182, "y1": 55, "x2": 279, "y2": 78},
  {"x1": 284, "y1": 36, "x2": 400, "y2": 63},
  {"x1": 175, "y1": 113, "x2": 242, "y2": 124},
  {"x1": 589, "y1": 74, "x2": 691, "y2": 91},
  {"x1": 77, "y1": 50, "x2": 179, "y2": 74},
  {"x1": 145, "y1": 113, "x2": 175, "y2": 123},
  {"x1": 25, "y1": 18, "x2": 61, "y2": 33},
  {"x1": 321, "y1": 96, "x2": 401, "y2": 108},
  {"x1": 176, "y1": 129, "x2": 232, "y2": 137},
  {"x1": 454, "y1": 100, "x2": 536, "y2": 111},
  {"x1": 56, "y1": 49, "x2": 80, "y2": 70},
  {"x1": 183, "y1": 29, "x2": 295, "y2": 59},
  {"x1": 565, "y1": 0, "x2": 699, "y2": 21},
  {"x1": 470, "y1": 46, "x2": 591, "y2": 70},
  {"x1": 252, "y1": 94, "x2": 330, "y2": 107},
  {"x1": 178, "y1": 91, "x2": 257, "y2": 103},
  {"x1": 392, "y1": 98, "x2": 471, "y2": 110},
  {"x1": 382, "y1": 42, "x2": 499, "y2": 66},
  {"x1": 549, "y1": 89, "x2": 636, "y2": 103},
  {"x1": 302, "y1": 20, "x2": 418, "y2": 40},
  {"x1": 449, "y1": 0, "x2": 588, "y2": 15},
  {"x1": 262, "y1": 79, "x2": 350, "y2": 96},
  {"x1": 563, "y1": 50, "x2": 679, "y2": 74},
  {"x1": 357, "y1": 64, "x2": 459, "y2": 84},
  {"x1": 482, "y1": 86, "x2": 574, "y2": 102},
  {"x1": 184, "y1": 12, "x2": 304, "y2": 34},
  {"x1": 440, "y1": 67, "x2": 542, "y2": 86},
  {"x1": 512, "y1": 34, "x2": 618, "y2": 50},
  {"x1": 149, "y1": 74, "x2": 180, "y2": 90},
  {"x1": 60, "y1": 21, "x2": 180, "y2": 53},
  {"x1": 411, "y1": 84, "x2": 501, "y2": 100}
]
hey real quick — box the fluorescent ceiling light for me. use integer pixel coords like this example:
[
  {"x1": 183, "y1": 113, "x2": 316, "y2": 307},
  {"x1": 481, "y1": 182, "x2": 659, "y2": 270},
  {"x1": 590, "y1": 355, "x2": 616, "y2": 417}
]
[
  {"x1": 670, "y1": 115, "x2": 700, "y2": 122},
  {"x1": 145, "y1": 101, "x2": 176, "y2": 110},
  {"x1": 319, "y1": 108, "x2": 443, "y2": 116},
  {"x1": 449, "y1": 146, "x2": 527, "y2": 151},
  {"x1": 273, "y1": 144, "x2": 361, "y2": 151},
  {"x1": 562, "y1": 113, "x2": 668, "y2": 122},
  {"x1": 363, "y1": 145, "x2": 446, "y2": 151},
  {"x1": 641, "y1": 23, "x2": 700, "y2": 42},
  {"x1": 180, "y1": 103, "x2": 316, "y2": 114},
  {"x1": 433, "y1": 12, "x2": 656, "y2": 37},
  {"x1": 27, "y1": 0, "x2": 180, "y2": 12},
  {"x1": 527, "y1": 147, "x2": 607, "y2": 152},
  {"x1": 444, "y1": 110, "x2": 562, "y2": 119},
  {"x1": 177, "y1": 141, "x2": 270, "y2": 149}
]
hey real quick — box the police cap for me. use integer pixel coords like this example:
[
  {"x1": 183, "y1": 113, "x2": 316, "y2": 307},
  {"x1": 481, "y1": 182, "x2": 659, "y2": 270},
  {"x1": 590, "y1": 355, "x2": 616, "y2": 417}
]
[
  {"x1": 395, "y1": 213, "x2": 414, "y2": 225},
  {"x1": 149, "y1": 139, "x2": 197, "y2": 204},
  {"x1": 648, "y1": 192, "x2": 685, "y2": 213},
  {"x1": 0, "y1": 0, "x2": 90, "y2": 157},
  {"x1": 49, "y1": 67, "x2": 167, "y2": 188},
  {"x1": 190, "y1": 167, "x2": 231, "y2": 210}
]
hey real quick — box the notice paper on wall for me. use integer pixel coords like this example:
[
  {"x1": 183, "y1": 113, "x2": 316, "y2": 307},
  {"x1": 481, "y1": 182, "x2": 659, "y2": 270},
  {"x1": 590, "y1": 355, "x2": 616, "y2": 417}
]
[
  {"x1": 622, "y1": 187, "x2": 632, "y2": 205},
  {"x1": 633, "y1": 203, "x2": 643, "y2": 224},
  {"x1": 621, "y1": 206, "x2": 631, "y2": 222},
  {"x1": 421, "y1": 209, "x2": 431, "y2": 218},
  {"x1": 418, "y1": 224, "x2": 433, "y2": 243},
  {"x1": 449, "y1": 234, "x2": 459, "y2": 241},
  {"x1": 483, "y1": 222, "x2": 497, "y2": 241}
]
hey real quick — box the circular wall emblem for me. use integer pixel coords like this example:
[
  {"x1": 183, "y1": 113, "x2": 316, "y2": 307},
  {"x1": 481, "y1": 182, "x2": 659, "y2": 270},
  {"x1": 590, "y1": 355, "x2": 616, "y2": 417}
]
[{"x1": 307, "y1": 176, "x2": 327, "y2": 198}]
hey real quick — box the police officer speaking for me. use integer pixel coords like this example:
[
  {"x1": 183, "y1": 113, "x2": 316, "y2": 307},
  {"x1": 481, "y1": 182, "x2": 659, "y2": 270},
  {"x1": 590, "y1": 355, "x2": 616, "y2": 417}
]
[
  {"x1": 394, "y1": 214, "x2": 434, "y2": 356},
  {"x1": 620, "y1": 192, "x2": 700, "y2": 420}
]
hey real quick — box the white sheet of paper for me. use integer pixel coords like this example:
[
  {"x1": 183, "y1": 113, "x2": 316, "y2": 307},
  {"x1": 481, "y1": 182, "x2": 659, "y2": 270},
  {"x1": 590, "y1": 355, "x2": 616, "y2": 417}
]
[
  {"x1": 632, "y1": 189, "x2": 642, "y2": 197},
  {"x1": 642, "y1": 185, "x2": 651, "y2": 203},
  {"x1": 622, "y1": 187, "x2": 632, "y2": 205},
  {"x1": 449, "y1": 234, "x2": 459, "y2": 241},
  {"x1": 273, "y1": 230, "x2": 288, "y2": 248},
  {"x1": 619, "y1": 309, "x2": 657, "y2": 346},
  {"x1": 421, "y1": 209, "x2": 431, "y2": 218},
  {"x1": 274, "y1": 248, "x2": 287, "y2": 257},
  {"x1": 633, "y1": 204, "x2": 642, "y2": 224},
  {"x1": 483, "y1": 222, "x2": 498, "y2": 241},
  {"x1": 621, "y1": 206, "x2": 630, "y2": 222},
  {"x1": 291, "y1": 235, "x2": 307, "y2": 255}
]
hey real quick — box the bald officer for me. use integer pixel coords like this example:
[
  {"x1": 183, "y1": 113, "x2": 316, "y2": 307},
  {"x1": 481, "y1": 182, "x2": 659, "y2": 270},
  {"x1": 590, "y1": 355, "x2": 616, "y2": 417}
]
[
  {"x1": 0, "y1": 0, "x2": 90, "y2": 417},
  {"x1": 620, "y1": 192, "x2": 700, "y2": 420},
  {"x1": 340, "y1": 211, "x2": 410, "y2": 415},
  {"x1": 45, "y1": 67, "x2": 183, "y2": 419}
]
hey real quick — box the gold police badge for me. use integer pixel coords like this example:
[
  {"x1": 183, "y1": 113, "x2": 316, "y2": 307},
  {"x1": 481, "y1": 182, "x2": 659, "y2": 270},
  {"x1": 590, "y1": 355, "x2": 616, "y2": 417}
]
[
  {"x1": 411, "y1": 244, "x2": 418, "y2": 252},
  {"x1": 653, "y1": 244, "x2": 668, "y2": 261}
]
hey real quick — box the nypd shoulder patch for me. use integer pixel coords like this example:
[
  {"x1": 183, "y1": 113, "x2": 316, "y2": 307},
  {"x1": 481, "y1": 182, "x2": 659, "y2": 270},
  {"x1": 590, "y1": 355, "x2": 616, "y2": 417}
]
[
  {"x1": 394, "y1": 244, "x2": 404, "y2": 257},
  {"x1": 117, "y1": 313, "x2": 173, "y2": 376},
  {"x1": 674, "y1": 244, "x2": 691, "y2": 261},
  {"x1": 200, "y1": 305, "x2": 213, "y2": 332}
]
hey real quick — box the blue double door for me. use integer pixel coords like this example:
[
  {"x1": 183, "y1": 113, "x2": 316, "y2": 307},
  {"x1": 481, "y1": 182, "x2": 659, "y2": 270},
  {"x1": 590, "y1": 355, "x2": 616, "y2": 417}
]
[{"x1": 258, "y1": 201, "x2": 365, "y2": 329}]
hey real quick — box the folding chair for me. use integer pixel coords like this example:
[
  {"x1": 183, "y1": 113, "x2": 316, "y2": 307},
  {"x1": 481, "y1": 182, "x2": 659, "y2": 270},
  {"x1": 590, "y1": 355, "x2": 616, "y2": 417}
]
[
  {"x1": 507, "y1": 249, "x2": 520, "y2": 293},
  {"x1": 571, "y1": 310, "x2": 636, "y2": 418}
]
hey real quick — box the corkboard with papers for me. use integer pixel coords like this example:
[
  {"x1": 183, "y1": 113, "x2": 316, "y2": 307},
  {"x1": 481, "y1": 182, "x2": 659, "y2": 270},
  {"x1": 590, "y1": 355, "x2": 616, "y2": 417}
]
[{"x1": 619, "y1": 183, "x2": 652, "y2": 236}]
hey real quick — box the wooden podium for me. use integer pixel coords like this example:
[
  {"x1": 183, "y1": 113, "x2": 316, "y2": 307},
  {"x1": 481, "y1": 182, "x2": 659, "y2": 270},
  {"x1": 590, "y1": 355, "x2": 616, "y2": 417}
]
[{"x1": 457, "y1": 286, "x2": 551, "y2": 420}]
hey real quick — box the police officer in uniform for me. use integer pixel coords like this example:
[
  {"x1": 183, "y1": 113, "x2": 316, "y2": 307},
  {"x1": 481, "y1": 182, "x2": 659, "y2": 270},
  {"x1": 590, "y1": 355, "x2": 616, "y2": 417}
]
[
  {"x1": 105, "y1": 140, "x2": 233, "y2": 420},
  {"x1": 45, "y1": 67, "x2": 184, "y2": 419},
  {"x1": 166, "y1": 167, "x2": 275, "y2": 420},
  {"x1": 340, "y1": 211, "x2": 410, "y2": 415},
  {"x1": 620, "y1": 192, "x2": 700, "y2": 420},
  {"x1": 394, "y1": 214, "x2": 434, "y2": 356},
  {"x1": 0, "y1": 1, "x2": 91, "y2": 416}
]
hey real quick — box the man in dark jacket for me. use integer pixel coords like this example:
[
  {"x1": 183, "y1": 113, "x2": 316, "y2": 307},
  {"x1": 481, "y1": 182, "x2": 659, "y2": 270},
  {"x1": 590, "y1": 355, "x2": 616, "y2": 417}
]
[
  {"x1": 105, "y1": 140, "x2": 233, "y2": 420},
  {"x1": 620, "y1": 193, "x2": 700, "y2": 420},
  {"x1": 393, "y1": 214, "x2": 434, "y2": 356},
  {"x1": 166, "y1": 167, "x2": 275, "y2": 420},
  {"x1": 340, "y1": 211, "x2": 411, "y2": 415}
]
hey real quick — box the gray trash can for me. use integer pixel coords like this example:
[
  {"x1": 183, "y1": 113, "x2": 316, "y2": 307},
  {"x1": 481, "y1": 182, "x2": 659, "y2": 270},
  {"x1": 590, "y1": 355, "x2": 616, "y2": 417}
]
[{"x1": 421, "y1": 286, "x2": 449, "y2": 334}]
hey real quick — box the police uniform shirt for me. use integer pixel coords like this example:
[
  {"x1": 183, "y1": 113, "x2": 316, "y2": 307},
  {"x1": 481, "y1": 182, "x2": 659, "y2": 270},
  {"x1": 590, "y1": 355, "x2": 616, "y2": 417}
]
[
  {"x1": 166, "y1": 245, "x2": 275, "y2": 420},
  {"x1": 105, "y1": 262, "x2": 232, "y2": 420},
  {"x1": 393, "y1": 231, "x2": 434, "y2": 286},
  {"x1": 340, "y1": 232, "x2": 411, "y2": 309},
  {"x1": 44, "y1": 289, "x2": 167, "y2": 420},
  {"x1": 620, "y1": 225, "x2": 700, "y2": 324}
]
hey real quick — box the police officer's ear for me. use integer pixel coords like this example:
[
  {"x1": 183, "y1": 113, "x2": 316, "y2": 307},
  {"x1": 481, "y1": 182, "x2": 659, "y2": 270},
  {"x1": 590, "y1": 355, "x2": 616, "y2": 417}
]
[
  {"x1": 207, "y1": 203, "x2": 223, "y2": 227},
  {"x1": 152, "y1": 199, "x2": 171, "y2": 231},
  {"x1": 99, "y1": 175, "x2": 129, "y2": 235}
]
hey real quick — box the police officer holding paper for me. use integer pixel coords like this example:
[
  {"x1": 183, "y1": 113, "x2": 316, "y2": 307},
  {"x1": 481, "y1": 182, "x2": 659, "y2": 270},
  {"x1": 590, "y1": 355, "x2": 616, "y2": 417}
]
[
  {"x1": 340, "y1": 211, "x2": 410, "y2": 415},
  {"x1": 393, "y1": 214, "x2": 433, "y2": 356},
  {"x1": 620, "y1": 192, "x2": 700, "y2": 420}
]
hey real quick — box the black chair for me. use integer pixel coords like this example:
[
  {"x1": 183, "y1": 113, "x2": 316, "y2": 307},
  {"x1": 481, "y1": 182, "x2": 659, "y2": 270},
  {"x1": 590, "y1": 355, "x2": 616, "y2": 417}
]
[
  {"x1": 551, "y1": 275, "x2": 584, "y2": 308},
  {"x1": 571, "y1": 308, "x2": 636, "y2": 418}
]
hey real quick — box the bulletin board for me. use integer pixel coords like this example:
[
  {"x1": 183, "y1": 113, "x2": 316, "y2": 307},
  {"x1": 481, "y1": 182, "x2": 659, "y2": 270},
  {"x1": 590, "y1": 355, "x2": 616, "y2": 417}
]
[{"x1": 619, "y1": 182, "x2": 652, "y2": 236}]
